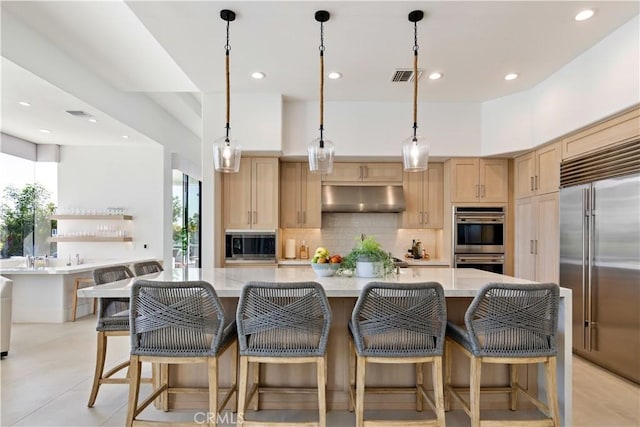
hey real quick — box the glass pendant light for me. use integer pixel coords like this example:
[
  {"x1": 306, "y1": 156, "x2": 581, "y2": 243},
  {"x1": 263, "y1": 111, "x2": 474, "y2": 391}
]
[
  {"x1": 308, "y1": 10, "x2": 335, "y2": 174},
  {"x1": 402, "y1": 10, "x2": 429, "y2": 172},
  {"x1": 213, "y1": 9, "x2": 241, "y2": 173}
]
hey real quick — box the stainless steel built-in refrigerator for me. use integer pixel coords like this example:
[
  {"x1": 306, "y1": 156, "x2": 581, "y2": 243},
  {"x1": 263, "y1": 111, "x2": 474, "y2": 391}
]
[{"x1": 560, "y1": 171, "x2": 640, "y2": 384}]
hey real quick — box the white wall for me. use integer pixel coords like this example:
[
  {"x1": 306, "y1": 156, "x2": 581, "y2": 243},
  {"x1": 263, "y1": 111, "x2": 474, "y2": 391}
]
[
  {"x1": 283, "y1": 101, "x2": 482, "y2": 158},
  {"x1": 57, "y1": 144, "x2": 165, "y2": 261},
  {"x1": 482, "y1": 15, "x2": 640, "y2": 155}
]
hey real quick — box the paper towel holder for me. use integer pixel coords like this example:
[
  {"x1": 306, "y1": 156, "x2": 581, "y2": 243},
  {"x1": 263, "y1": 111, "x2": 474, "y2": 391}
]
[{"x1": 285, "y1": 238, "x2": 297, "y2": 259}]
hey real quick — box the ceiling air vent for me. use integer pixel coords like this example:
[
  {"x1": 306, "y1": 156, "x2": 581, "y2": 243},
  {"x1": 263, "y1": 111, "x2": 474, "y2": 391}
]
[
  {"x1": 65, "y1": 110, "x2": 92, "y2": 117},
  {"x1": 390, "y1": 68, "x2": 424, "y2": 83}
]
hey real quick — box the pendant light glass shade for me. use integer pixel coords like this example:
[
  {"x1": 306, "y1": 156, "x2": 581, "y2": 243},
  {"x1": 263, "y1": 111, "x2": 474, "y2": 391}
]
[
  {"x1": 308, "y1": 137, "x2": 335, "y2": 174},
  {"x1": 402, "y1": 135, "x2": 429, "y2": 172},
  {"x1": 213, "y1": 137, "x2": 241, "y2": 173}
]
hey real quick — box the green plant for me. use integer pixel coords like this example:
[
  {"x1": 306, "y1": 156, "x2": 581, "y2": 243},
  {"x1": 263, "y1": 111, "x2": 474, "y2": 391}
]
[{"x1": 339, "y1": 235, "x2": 394, "y2": 275}]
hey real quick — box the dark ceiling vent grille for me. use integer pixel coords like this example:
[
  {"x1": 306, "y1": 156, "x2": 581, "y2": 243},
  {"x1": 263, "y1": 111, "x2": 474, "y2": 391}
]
[
  {"x1": 65, "y1": 110, "x2": 92, "y2": 117},
  {"x1": 390, "y1": 68, "x2": 424, "y2": 82}
]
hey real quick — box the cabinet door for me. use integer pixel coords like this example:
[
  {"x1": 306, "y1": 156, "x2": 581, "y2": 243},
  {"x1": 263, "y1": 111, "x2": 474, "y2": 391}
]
[
  {"x1": 535, "y1": 142, "x2": 561, "y2": 195},
  {"x1": 252, "y1": 158, "x2": 279, "y2": 229},
  {"x1": 515, "y1": 197, "x2": 537, "y2": 281},
  {"x1": 535, "y1": 193, "x2": 559, "y2": 283},
  {"x1": 479, "y1": 159, "x2": 508, "y2": 202},
  {"x1": 401, "y1": 170, "x2": 424, "y2": 228},
  {"x1": 450, "y1": 158, "x2": 480, "y2": 202},
  {"x1": 280, "y1": 162, "x2": 301, "y2": 228},
  {"x1": 424, "y1": 164, "x2": 444, "y2": 228},
  {"x1": 301, "y1": 165, "x2": 322, "y2": 228},
  {"x1": 223, "y1": 157, "x2": 252, "y2": 229},
  {"x1": 321, "y1": 163, "x2": 362, "y2": 182},
  {"x1": 363, "y1": 163, "x2": 403, "y2": 183},
  {"x1": 515, "y1": 152, "x2": 536, "y2": 199}
]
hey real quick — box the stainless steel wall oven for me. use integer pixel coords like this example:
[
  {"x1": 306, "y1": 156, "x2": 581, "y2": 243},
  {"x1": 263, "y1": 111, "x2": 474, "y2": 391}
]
[{"x1": 454, "y1": 207, "x2": 505, "y2": 274}]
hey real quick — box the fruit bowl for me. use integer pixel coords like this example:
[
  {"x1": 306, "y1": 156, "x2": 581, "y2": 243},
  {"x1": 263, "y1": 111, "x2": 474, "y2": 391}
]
[{"x1": 311, "y1": 262, "x2": 340, "y2": 277}]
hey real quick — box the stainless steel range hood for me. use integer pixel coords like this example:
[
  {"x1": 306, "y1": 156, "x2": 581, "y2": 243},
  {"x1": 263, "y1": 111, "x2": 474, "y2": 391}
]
[{"x1": 321, "y1": 185, "x2": 406, "y2": 212}]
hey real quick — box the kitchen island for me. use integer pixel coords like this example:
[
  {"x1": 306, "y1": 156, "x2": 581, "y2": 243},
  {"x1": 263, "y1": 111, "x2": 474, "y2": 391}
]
[
  {"x1": 0, "y1": 258, "x2": 156, "y2": 322},
  {"x1": 78, "y1": 267, "x2": 572, "y2": 425}
]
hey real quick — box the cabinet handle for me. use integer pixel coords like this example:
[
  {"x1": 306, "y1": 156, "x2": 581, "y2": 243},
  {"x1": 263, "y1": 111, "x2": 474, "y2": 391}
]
[
  {"x1": 363, "y1": 166, "x2": 368, "y2": 179},
  {"x1": 297, "y1": 211, "x2": 301, "y2": 225},
  {"x1": 253, "y1": 211, "x2": 257, "y2": 224},
  {"x1": 424, "y1": 212, "x2": 429, "y2": 225},
  {"x1": 531, "y1": 176, "x2": 534, "y2": 191},
  {"x1": 247, "y1": 211, "x2": 251, "y2": 225},
  {"x1": 481, "y1": 185, "x2": 485, "y2": 198},
  {"x1": 535, "y1": 175, "x2": 539, "y2": 190},
  {"x1": 535, "y1": 239, "x2": 538, "y2": 255},
  {"x1": 530, "y1": 240, "x2": 534, "y2": 254},
  {"x1": 475, "y1": 184, "x2": 480, "y2": 198},
  {"x1": 303, "y1": 211, "x2": 306, "y2": 224}
]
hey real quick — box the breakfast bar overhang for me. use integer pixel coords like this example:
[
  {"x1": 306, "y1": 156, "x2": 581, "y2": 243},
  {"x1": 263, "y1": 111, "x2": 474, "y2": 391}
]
[{"x1": 78, "y1": 267, "x2": 572, "y2": 426}]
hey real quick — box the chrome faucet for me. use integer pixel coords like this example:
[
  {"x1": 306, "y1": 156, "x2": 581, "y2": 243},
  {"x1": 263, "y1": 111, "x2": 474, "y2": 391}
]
[
  {"x1": 26, "y1": 255, "x2": 34, "y2": 268},
  {"x1": 75, "y1": 253, "x2": 81, "y2": 265}
]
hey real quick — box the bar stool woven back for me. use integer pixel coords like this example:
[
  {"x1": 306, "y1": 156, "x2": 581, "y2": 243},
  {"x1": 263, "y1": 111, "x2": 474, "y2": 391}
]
[
  {"x1": 348, "y1": 281, "x2": 447, "y2": 427},
  {"x1": 133, "y1": 260, "x2": 163, "y2": 276},
  {"x1": 445, "y1": 282, "x2": 560, "y2": 427},
  {"x1": 126, "y1": 280, "x2": 237, "y2": 427},
  {"x1": 87, "y1": 265, "x2": 136, "y2": 407},
  {"x1": 236, "y1": 281, "x2": 332, "y2": 427}
]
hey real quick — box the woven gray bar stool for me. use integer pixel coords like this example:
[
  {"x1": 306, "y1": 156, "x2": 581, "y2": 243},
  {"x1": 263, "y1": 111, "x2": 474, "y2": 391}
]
[
  {"x1": 236, "y1": 281, "x2": 332, "y2": 427},
  {"x1": 88, "y1": 265, "x2": 148, "y2": 407},
  {"x1": 133, "y1": 260, "x2": 163, "y2": 276},
  {"x1": 126, "y1": 280, "x2": 237, "y2": 427},
  {"x1": 445, "y1": 282, "x2": 560, "y2": 427},
  {"x1": 348, "y1": 281, "x2": 447, "y2": 427}
]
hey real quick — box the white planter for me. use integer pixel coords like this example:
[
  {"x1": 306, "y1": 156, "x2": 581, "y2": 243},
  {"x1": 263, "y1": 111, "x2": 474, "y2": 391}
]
[{"x1": 356, "y1": 260, "x2": 383, "y2": 278}]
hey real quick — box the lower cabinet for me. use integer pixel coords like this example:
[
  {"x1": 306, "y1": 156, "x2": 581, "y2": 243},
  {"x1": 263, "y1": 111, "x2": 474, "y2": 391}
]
[{"x1": 515, "y1": 193, "x2": 559, "y2": 283}]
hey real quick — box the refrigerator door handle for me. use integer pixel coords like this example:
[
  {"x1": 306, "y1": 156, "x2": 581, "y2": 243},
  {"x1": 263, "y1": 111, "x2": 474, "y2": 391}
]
[
  {"x1": 588, "y1": 186, "x2": 596, "y2": 351},
  {"x1": 582, "y1": 187, "x2": 590, "y2": 351}
]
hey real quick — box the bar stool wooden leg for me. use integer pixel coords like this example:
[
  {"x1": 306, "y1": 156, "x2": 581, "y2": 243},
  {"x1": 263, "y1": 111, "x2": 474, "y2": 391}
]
[
  {"x1": 416, "y1": 362, "x2": 424, "y2": 411},
  {"x1": 432, "y1": 357, "x2": 446, "y2": 427},
  {"x1": 348, "y1": 339, "x2": 356, "y2": 412},
  {"x1": 87, "y1": 331, "x2": 107, "y2": 407},
  {"x1": 317, "y1": 356, "x2": 327, "y2": 427},
  {"x1": 444, "y1": 340, "x2": 452, "y2": 411},
  {"x1": 251, "y1": 361, "x2": 260, "y2": 411},
  {"x1": 125, "y1": 355, "x2": 141, "y2": 427},
  {"x1": 355, "y1": 356, "x2": 366, "y2": 427},
  {"x1": 237, "y1": 356, "x2": 249, "y2": 427},
  {"x1": 546, "y1": 357, "x2": 560, "y2": 426},
  {"x1": 208, "y1": 357, "x2": 218, "y2": 427},
  {"x1": 510, "y1": 363, "x2": 519, "y2": 410},
  {"x1": 71, "y1": 279, "x2": 80, "y2": 322},
  {"x1": 470, "y1": 356, "x2": 482, "y2": 427}
]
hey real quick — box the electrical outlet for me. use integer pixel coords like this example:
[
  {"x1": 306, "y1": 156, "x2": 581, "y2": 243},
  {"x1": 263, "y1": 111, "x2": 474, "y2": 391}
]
[{"x1": 143, "y1": 244, "x2": 148, "y2": 249}]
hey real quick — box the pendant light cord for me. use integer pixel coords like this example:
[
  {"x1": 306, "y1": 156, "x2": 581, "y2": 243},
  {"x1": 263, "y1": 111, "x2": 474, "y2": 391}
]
[
  {"x1": 412, "y1": 20, "x2": 418, "y2": 140},
  {"x1": 225, "y1": 19, "x2": 231, "y2": 143},
  {"x1": 319, "y1": 20, "x2": 325, "y2": 148}
]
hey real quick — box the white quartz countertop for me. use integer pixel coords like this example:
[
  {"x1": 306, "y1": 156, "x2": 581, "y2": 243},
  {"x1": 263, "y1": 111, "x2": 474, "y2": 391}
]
[
  {"x1": 278, "y1": 259, "x2": 450, "y2": 266},
  {"x1": 0, "y1": 258, "x2": 157, "y2": 275},
  {"x1": 77, "y1": 267, "x2": 570, "y2": 299}
]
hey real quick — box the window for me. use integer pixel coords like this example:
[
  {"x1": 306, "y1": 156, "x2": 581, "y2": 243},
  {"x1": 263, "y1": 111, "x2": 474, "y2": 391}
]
[{"x1": 172, "y1": 170, "x2": 201, "y2": 268}]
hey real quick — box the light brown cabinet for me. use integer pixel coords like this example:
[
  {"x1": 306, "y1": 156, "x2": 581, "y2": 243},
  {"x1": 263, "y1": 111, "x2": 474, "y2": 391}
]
[
  {"x1": 280, "y1": 162, "x2": 321, "y2": 228},
  {"x1": 321, "y1": 163, "x2": 403, "y2": 184},
  {"x1": 515, "y1": 142, "x2": 560, "y2": 199},
  {"x1": 449, "y1": 158, "x2": 508, "y2": 203},
  {"x1": 223, "y1": 157, "x2": 279, "y2": 230},
  {"x1": 515, "y1": 193, "x2": 559, "y2": 283},
  {"x1": 401, "y1": 164, "x2": 443, "y2": 228}
]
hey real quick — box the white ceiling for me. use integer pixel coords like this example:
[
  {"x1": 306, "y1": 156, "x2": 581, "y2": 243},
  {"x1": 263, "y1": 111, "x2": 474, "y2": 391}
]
[{"x1": 1, "y1": 1, "x2": 638, "y2": 147}]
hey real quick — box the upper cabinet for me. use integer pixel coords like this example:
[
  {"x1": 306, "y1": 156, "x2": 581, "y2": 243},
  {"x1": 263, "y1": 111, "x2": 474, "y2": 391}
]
[
  {"x1": 223, "y1": 157, "x2": 279, "y2": 230},
  {"x1": 401, "y1": 164, "x2": 444, "y2": 229},
  {"x1": 449, "y1": 158, "x2": 508, "y2": 203},
  {"x1": 321, "y1": 163, "x2": 403, "y2": 184},
  {"x1": 514, "y1": 142, "x2": 561, "y2": 199},
  {"x1": 280, "y1": 162, "x2": 321, "y2": 228}
]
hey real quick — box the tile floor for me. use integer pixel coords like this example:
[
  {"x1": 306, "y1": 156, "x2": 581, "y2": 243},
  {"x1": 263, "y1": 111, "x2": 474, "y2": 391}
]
[{"x1": 1, "y1": 316, "x2": 639, "y2": 426}]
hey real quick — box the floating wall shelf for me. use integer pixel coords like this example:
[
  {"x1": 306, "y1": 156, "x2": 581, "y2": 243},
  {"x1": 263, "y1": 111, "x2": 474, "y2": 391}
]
[
  {"x1": 49, "y1": 215, "x2": 133, "y2": 220},
  {"x1": 50, "y1": 236, "x2": 133, "y2": 243}
]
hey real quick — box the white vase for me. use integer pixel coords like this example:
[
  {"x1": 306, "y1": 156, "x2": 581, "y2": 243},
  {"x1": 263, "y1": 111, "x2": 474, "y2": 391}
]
[{"x1": 356, "y1": 260, "x2": 383, "y2": 278}]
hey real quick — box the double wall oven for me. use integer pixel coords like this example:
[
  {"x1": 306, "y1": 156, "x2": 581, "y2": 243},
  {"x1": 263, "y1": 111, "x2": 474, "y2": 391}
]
[{"x1": 454, "y1": 207, "x2": 505, "y2": 274}]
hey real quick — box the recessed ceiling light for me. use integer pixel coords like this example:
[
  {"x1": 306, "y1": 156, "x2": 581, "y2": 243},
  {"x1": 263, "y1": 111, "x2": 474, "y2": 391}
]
[
  {"x1": 39, "y1": 129, "x2": 51, "y2": 134},
  {"x1": 88, "y1": 118, "x2": 97, "y2": 123},
  {"x1": 328, "y1": 72, "x2": 342, "y2": 80},
  {"x1": 575, "y1": 9, "x2": 595, "y2": 21},
  {"x1": 122, "y1": 135, "x2": 129, "y2": 139},
  {"x1": 428, "y1": 72, "x2": 443, "y2": 80},
  {"x1": 18, "y1": 101, "x2": 31, "y2": 107},
  {"x1": 251, "y1": 71, "x2": 266, "y2": 79},
  {"x1": 504, "y1": 73, "x2": 519, "y2": 81}
]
